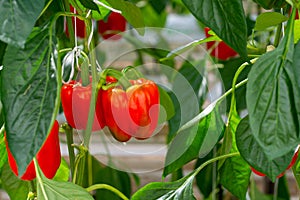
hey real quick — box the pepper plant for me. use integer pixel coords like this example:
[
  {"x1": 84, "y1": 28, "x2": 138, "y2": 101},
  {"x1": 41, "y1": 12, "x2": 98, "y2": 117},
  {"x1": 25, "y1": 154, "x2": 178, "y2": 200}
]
[{"x1": 0, "y1": 0, "x2": 300, "y2": 199}]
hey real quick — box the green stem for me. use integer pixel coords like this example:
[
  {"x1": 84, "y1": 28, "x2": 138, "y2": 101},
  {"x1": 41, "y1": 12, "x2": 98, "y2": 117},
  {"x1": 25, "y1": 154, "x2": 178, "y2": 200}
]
[
  {"x1": 273, "y1": 178, "x2": 279, "y2": 200},
  {"x1": 62, "y1": 0, "x2": 75, "y2": 47},
  {"x1": 33, "y1": 158, "x2": 48, "y2": 200},
  {"x1": 86, "y1": 184, "x2": 129, "y2": 200},
  {"x1": 273, "y1": 22, "x2": 282, "y2": 48},
  {"x1": 227, "y1": 57, "x2": 257, "y2": 121},
  {"x1": 83, "y1": 17, "x2": 98, "y2": 149},
  {"x1": 63, "y1": 123, "x2": 75, "y2": 178},
  {"x1": 193, "y1": 152, "x2": 239, "y2": 177}
]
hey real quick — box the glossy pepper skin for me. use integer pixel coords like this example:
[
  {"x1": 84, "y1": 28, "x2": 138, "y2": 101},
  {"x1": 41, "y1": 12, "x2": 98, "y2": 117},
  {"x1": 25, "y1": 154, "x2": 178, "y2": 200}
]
[
  {"x1": 204, "y1": 27, "x2": 238, "y2": 61},
  {"x1": 98, "y1": 12, "x2": 126, "y2": 40},
  {"x1": 61, "y1": 80, "x2": 105, "y2": 131},
  {"x1": 253, "y1": 0, "x2": 286, "y2": 10},
  {"x1": 251, "y1": 149, "x2": 299, "y2": 178},
  {"x1": 5, "y1": 121, "x2": 61, "y2": 181},
  {"x1": 97, "y1": 78, "x2": 160, "y2": 142}
]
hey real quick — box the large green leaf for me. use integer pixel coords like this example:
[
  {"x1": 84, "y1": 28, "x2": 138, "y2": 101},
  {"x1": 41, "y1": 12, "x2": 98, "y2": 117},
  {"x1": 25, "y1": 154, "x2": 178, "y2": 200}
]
[
  {"x1": 219, "y1": 112, "x2": 250, "y2": 200},
  {"x1": 246, "y1": 16, "x2": 300, "y2": 160},
  {"x1": 0, "y1": 0, "x2": 45, "y2": 47},
  {"x1": 164, "y1": 105, "x2": 224, "y2": 177},
  {"x1": 1, "y1": 25, "x2": 58, "y2": 176},
  {"x1": 36, "y1": 165, "x2": 93, "y2": 200},
  {"x1": 182, "y1": 0, "x2": 247, "y2": 58},
  {"x1": 106, "y1": 0, "x2": 144, "y2": 34},
  {"x1": 0, "y1": 163, "x2": 29, "y2": 200},
  {"x1": 168, "y1": 60, "x2": 206, "y2": 142},
  {"x1": 236, "y1": 116, "x2": 294, "y2": 181},
  {"x1": 131, "y1": 175, "x2": 196, "y2": 200}
]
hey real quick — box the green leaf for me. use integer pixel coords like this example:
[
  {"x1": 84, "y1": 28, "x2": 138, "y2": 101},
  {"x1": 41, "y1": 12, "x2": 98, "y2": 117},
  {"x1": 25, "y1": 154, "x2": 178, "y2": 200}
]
[
  {"x1": 236, "y1": 116, "x2": 294, "y2": 181},
  {"x1": 254, "y1": 12, "x2": 288, "y2": 31},
  {"x1": 0, "y1": 41, "x2": 7, "y2": 65},
  {"x1": 246, "y1": 17, "x2": 300, "y2": 160},
  {"x1": 161, "y1": 36, "x2": 221, "y2": 61},
  {"x1": 182, "y1": 0, "x2": 247, "y2": 58},
  {"x1": 158, "y1": 86, "x2": 175, "y2": 123},
  {"x1": 131, "y1": 175, "x2": 196, "y2": 200},
  {"x1": 35, "y1": 161, "x2": 93, "y2": 200},
  {"x1": 219, "y1": 112, "x2": 251, "y2": 200},
  {"x1": 106, "y1": 0, "x2": 144, "y2": 34},
  {"x1": 0, "y1": 0, "x2": 45, "y2": 47},
  {"x1": 168, "y1": 60, "x2": 206, "y2": 142},
  {"x1": 78, "y1": 0, "x2": 100, "y2": 12},
  {"x1": 1, "y1": 25, "x2": 58, "y2": 176},
  {"x1": 53, "y1": 158, "x2": 70, "y2": 182},
  {"x1": 163, "y1": 106, "x2": 224, "y2": 177},
  {"x1": 0, "y1": 163, "x2": 29, "y2": 200}
]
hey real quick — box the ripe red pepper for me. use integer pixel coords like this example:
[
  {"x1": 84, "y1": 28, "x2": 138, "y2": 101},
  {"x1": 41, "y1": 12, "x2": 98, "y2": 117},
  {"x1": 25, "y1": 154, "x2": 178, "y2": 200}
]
[
  {"x1": 97, "y1": 78, "x2": 160, "y2": 142},
  {"x1": 61, "y1": 80, "x2": 105, "y2": 131},
  {"x1": 5, "y1": 121, "x2": 61, "y2": 181},
  {"x1": 98, "y1": 12, "x2": 126, "y2": 40},
  {"x1": 251, "y1": 149, "x2": 299, "y2": 178},
  {"x1": 204, "y1": 27, "x2": 238, "y2": 61}
]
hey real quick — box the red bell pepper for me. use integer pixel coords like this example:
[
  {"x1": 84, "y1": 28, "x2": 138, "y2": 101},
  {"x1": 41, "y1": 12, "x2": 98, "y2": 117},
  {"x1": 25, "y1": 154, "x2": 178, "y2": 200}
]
[
  {"x1": 61, "y1": 80, "x2": 105, "y2": 131},
  {"x1": 97, "y1": 78, "x2": 160, "y2": 142},
  {"x1": 5, "y1": 120, "x2": 61, "y2": 181},
  {"x1": 204, "y1": 27, "x2": 238, "y2": 61},
  {"x1": 98, "y1": 12, "x2": 126, "y2": 40}
]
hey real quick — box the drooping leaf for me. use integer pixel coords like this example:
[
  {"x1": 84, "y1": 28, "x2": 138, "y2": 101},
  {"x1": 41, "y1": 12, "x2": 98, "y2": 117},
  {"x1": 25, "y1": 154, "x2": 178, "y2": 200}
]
[
  {"x1": 131, "y1": 175, "x2": 196, "y2": 200},
  {"x1": 1, "y1": 25, "x2": 58, "y2": 176},
  {"x1": 182, "y1": 0, "x2": 247, "y2": 58},
  {"x1": 236, "y1": 116, "x2": 294, "y2": 181},
  {"x1": 246, "y1": 16, "x2": 300, "y2": 160},
  {"x1": 254, "y1": 12, "x2": 288, "y2": 31},
  {"x1": 0, "y1": 163, "x2": 29, "y2": 200},
  {"x1": 106, "y1": 0, "x2": 144, "y2": 34},
  {"x1": 219, "y1": 111, "x2": 250, "y2": 200},
  {"x1": 0, "y1": 0, "x2": 45, "y2": 47},
  {"x1": 164, "y1": 106, "x2": 224, "y2": 178}
]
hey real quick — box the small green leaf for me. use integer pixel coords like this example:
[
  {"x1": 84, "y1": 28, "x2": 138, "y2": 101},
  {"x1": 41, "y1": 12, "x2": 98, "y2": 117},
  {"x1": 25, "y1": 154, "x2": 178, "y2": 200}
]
[
  {"x1": 0, "y1": 0, "x2": 45, "y2": 47},
  {"x1": 0, "y1": 163, "x2": 29, "y2": 200},
  {"x1": 182, "y1": 0, "x2": 247, "y2": 58},
  {"x1": 236, "y1": 116, "x2": 294, "y2": 181},
  {"x1": 1, "y1": 25, "x2": 58, "y2": 176},
  {"x1": 106, "y1": 0, "x2": 144, "y2": 34},
  {"x1": 254, "y1": 12, "x2": 288, "y2": 31},
  {"x1": 246, "y1": 17, "x2": 300, "y2": 160},
  {"x1": 131, "y1": 175, "x2": 196, "y2": 200}
]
